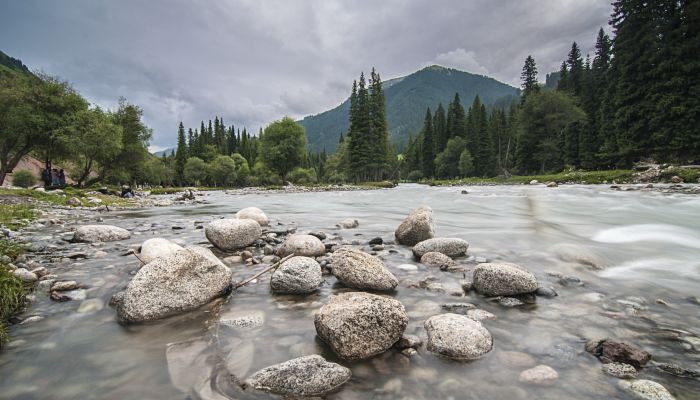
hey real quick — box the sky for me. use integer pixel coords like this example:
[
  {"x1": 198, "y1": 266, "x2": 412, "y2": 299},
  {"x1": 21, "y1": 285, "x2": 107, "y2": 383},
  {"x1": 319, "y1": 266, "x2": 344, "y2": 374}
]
[{"x1": 0, "y1": 0, "x2": 613, "y2": 152}]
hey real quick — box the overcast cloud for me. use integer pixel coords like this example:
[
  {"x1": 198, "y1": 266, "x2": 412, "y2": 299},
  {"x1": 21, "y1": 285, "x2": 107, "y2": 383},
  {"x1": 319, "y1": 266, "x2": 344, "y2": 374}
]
[{"x1": 0, "y1": 0, "x2": 612, "y2": 151}]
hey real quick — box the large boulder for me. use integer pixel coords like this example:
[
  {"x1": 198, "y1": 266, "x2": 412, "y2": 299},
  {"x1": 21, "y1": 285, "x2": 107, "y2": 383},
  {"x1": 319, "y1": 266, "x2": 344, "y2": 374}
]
[
  {"x1": 116, "y1": 246, "x2": 232, "y2": 323},
  {"x1": 314, "y1": 292, "x2": 408, "y2": 360},
  {"x1": 619, "y1": 380, "x2": 676, "y2": 400},
  {"x1": 330, "y1": 247, "x2": 398, "y2": 291},
  {"x1": 424, "y1": 313, "x2": 493, "y2": 360},
  {"x1": 73, "y1": 225, "x2": 130, "y2": 243},
  {"x1": 395, "y1": 206, "x2": 435, "y2": 246},
  {"x1": 270, "y1": 256, "x2": 322, "y2": 294},
  {"x1": 138, "y1": 238, "x2": 183, "y2": 264},
  {"x1": 245, "y1": 355, "x2": 351, "y2": 397},
  {"x1": 412, "y1": 237, "x2": 469, "y2": 258},
  {"x1": 276, "y1": 234, "x2": 325, "y2": 257},
  {"x1": 236, "y1": 207, "x2": 269, "y2": 226},
  {"x1": 205, "y1": 219, "x2": 261, "y2": 251},
  {"x1": 472, "y1": 262, "x2": 538, "y2": 296}
]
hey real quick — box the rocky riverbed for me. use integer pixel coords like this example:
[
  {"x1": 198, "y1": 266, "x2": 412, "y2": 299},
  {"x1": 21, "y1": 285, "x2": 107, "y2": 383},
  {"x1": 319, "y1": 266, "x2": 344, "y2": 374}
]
[{"x1": 1, "y1": 185, "x2": 699, "y2": 399}]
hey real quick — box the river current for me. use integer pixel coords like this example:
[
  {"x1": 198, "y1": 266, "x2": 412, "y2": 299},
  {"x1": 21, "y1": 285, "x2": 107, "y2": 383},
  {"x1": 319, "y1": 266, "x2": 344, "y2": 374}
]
[{"x1": 1, "y1": 184, "x2": 699, "y2": 399}]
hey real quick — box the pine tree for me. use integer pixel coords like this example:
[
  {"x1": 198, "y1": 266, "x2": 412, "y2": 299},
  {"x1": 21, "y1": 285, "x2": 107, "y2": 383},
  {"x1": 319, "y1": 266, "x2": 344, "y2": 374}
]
[
  {"x1": 446, "y1": 93, "x2": 467, "y2": 139},
  {"x1": 433, "y1": 103, "x2": 448, "y2": 153},
  {"x1": 369, "y1": 68, "x2": 389, "y2": 180},
  {"x1": 174, "y1": 122, "x2": 188, "y2": 184},
  {"x1": 566, "y1": 42, "x2": 584, "y2": 97},
  {"x1": 557, "y1": 61, "x2": 569, "y2": 92},
  {"x1": 520, "y1": 55, "x2": 539, "y2": 102},
  {"x1": 421, "y1": 108, "x2": 435, "y2": 178}
]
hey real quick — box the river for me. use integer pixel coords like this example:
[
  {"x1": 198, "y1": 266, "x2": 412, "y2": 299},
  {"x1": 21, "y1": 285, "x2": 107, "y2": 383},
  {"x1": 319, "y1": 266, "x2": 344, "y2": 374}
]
[{"x1": 1, "y1": 184, "x2": 699, "y2": 399}]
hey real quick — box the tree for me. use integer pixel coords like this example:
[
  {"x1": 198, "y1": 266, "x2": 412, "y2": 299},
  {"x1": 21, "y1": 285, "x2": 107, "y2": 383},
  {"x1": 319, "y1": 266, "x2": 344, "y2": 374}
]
[
  {"x1": 258, "y1": 117, "x2": 307, "y2": 178},
  {"x1": 446, "y1": 93, "x2": 467, "y2": 139},
  {"x1": 368, "y1": 68, "x2": 389, "y2": 180},
  {"x1": 433, "y1": 103, "x2": 448, "y2": 153},
  {"x1": 435, "y1": 136, "x2": 466, "y2": 178},
  {"x1": 109, "y1": 98, "x2": 152, "y2": 184},
  {"x1": 183, "y1": 157, "x2": 208, "y2": 185},
  {"x1": 174, "y1": 122, "x2": 188, "y2": 184},
  {"x1": 420, "y1": 108, "x2": 435, "y2": 178},
  {"x1": 208, "y1": 155, "x2": 237, "y2": 187},
  {"x1": 458, "y1": 149, "x2": 474, "y2": 176},
  {"x1": 65, "y1": 107, "x2": 123, "y2": 187},
  {"x1": 520, "y1": 55, "x2": 540, "y2": 102}
]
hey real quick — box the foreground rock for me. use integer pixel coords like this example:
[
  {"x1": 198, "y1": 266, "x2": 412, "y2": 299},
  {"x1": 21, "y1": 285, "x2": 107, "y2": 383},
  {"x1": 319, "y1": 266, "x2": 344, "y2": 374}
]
[
  {"x1": 245, "y1": 355, "x2": 351, "y2": 397},
  {"x1": 619, "y1": 380, "x2": 675, "y2": 400},
  {"x1": 236, "y1": 206, "x2": 269, "y2": 226},
  {"x1": 412, "y1": 237, "x2": 469, "y2": 258},
  {"x1": 472, "y1": 263, "x2": 538, "y2": 296},
  {"x1": 270, "y1": 256, "x2": 322, "y2": 294},
  {"x1": 518, "y1": 365, "x2": 559, "y2": 386},
  {"x1": 330, "y1": 247, "x2": 398, "y2": 291},
  {"x1": 421, "y1": 252, "x2": 455, "y2": 269},
  {"x1": 73, "y1": 225, "x2": 130, "y2": 243},
  {"x1": 586, "y1": 338, "x2": 651, "y2": 369},
  {"x1": 138, "y1": 238, "x2": 183, "y2": 264},
  {"x1": 603, "y1": 362, "x2": 638, "y2": 379},
  {"x1": 12, "y1": 268, "x2": 38, "y2": 282},
  {"x1": 314, "y1": 292, "x2": 408, "y2": 360},
  {"x1": 424, "y1": 313, "x2": 492, "y2": 360},
  {"x1": 395, "y1": 206, "x2": 435, "y2": 246},
  {"x1": 205, "y1": 219, "x2": 261, "y2": 251},
  {"x1": 276, "y1": 234, "x2": 326, "y2": 257},
  {"x1": 116, "y1": 246, "x2": 232, "y2": 323}
]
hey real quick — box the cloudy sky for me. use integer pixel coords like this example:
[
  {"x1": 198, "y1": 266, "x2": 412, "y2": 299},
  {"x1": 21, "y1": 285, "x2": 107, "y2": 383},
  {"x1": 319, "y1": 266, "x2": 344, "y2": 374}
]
[{"x1": 0, "y1": 0, "x2": 612, "y2": 151}]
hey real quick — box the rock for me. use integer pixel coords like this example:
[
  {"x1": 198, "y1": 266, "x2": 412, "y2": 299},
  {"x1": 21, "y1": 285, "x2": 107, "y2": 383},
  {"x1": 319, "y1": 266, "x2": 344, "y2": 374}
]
[
  {"x1": 205, "y1": 218, "x2": 261, "y2": 251},
  {"x1": 276, "y1": 234, "x2": 326, "y2": 258},
  {"x1": 424, "y1": 313, "x2": 493, "y2": 360},
  {"x1": 137, "y1": 238, "x2": 183, "y2": 264},
  {"x1": 619, "y1": 380, "x2": 675, "y2": 400},
  {"x1": 394, "y1": 334, "x2": 423, "y2": 350},
  {"x1": 546, "y1": 181, "x2": 558, "y2": 188},
  {"x1": 369, "y1": 237, "x2": 383, "y2": 245},
  {"x1": 51, "y1": 280, "x2": 78, "y2": 291},
  {"x1": 461, "y1": 280, "x2": 473, "y2": 292},
  {"x1": 420, "y1": 252, "x2": 455, "y2": 269},
  {"x1": 465, "y1": 309, "x2": 496, "y2": 321},
  {"x1": 270, "y1": 256, "x2": 322, "y2": 294},
  {"x1": 441, "y1": 302, "x2": 477, "y2": 314},
  {"x1": 30, "y1": 267, "x2": 48, "y2": 277},
  {"x1": 529, "y1": 179, "x2": 539, "y2": 185},
  {"x1": 536, "y1": 286, "x2": 558, "y2": 298},
  {"x1": 330, "y1": 247, "x2": 398, "y2": 291},
  {"x1": 461, "y1": 190, "x2": 468, "y2": 194},
  {"x1": 654, "y1": 362, "x2": 700, "y2": 378},
  {"x1": 314, "y1": 292, "x2": 408, "y2": 360},
  {"x1": 245, "y1": 355, "x2": 351, "y2": 397},
  {"x1": 472, "y1": 262, "x2": 538, "y2": 296},
  {"x1": 73, "y1": 225, "x2": 130, "y2": 243},
  {"x1": 12, "y1": 268, "x2": 37, "y2": 282},
  {"x1": 412, "y1": 238, "x2": 469, "y2": 258},
  {"x1": 116, "y1": 246, "x2": 232, "y2": 323},
  {"x1": 77, "y1": 298, "x2": 104, "y2": 313},
  {"x1": 66, "y1": 197, "x2": 82, "y2": 206},
  {"x1": 395, "y1": 206, "x2": 435, "y2": 246},
  {"x1": 586, "y1": 339, "x2": 651, "y2": 369},
  {"x1": 602, "y1": 362, "x2": 638, "y2": 379},
  {"x1": 518, "y1": 365, "x2": 559, "y2": 386},
  {"x1": 219, "y1": 309, "x2": 265, "y2": 330},
  {"x1": 51, "y1": 289, "x2": 86, "y2": 302},
  {"x1": 551, "y1": 243, "x2": 606, "y2": 270},
  {"x1": 498, "y1": 297, "x2": 525, "y2": 307},
  {"x1": 337, "y1": 218, "x2": 359, "y2": 229},
  {"x1": 236, "y1": 206, "x2": 269, "y2": 226},
  {"x1": 670, "y1": 175, "x2": 683, "y2": 184},
  {"x1": 497, "y1": 351, "x2": 536, "y2": 368}
]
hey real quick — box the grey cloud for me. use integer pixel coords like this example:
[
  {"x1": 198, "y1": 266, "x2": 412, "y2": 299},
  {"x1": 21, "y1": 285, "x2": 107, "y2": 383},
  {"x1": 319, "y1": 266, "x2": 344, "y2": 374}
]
[{"x1": 0, "y1": 0, "x2": 611, "y2": 151}]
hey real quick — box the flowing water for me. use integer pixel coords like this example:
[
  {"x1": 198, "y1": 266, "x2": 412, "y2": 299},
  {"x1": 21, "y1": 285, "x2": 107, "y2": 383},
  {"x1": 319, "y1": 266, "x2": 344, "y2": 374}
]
[{"x1": 1, "y1": 184, "x2": 699, "y2": 399}]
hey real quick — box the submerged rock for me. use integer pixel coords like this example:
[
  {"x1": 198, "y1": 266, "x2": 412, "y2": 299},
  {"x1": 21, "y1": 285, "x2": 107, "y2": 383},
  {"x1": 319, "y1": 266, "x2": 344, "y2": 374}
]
[
  {"x1": 73, "y1": 225, "x2": 130, "y2": 243},
  {"x1": 586, "y1": 338, "x2": 651, "y2": 369},
  {"x1": 395, "y1": 206, "x2": 435, "y2": 246},
  {"x1": 270, "y1": 256, "x2": 322, "y2": 294},
  {"x1": 619, "y1": 380, "x2": 675, "y2": 400},
  {"x1": 424, "y1": 313, "x2": 493, "y2": 360},
  {"x1": 116, "y1": 246, "x2": 232, "y2": 323},
  {"x1": 236, "y1": 206, "x2": 269, "y2": 226},
  {"x1": 336, "y1": 218, "x2": 359, "y2": 229},
  {"x1": 205, "y1": 218, "x2": 261, "y2": 251},
  {"x1": 472, "y1": 262, "x2": 538, "y2": 296},
  {"x1": 276, "y1": 234, "x2": 326, "y2": 257},
  {"x1": 518, "y1": 365, "x2": 559, "y2": 386},
  {"x1": 314, "y1": 292, "x2": 408, "y2": 360},
  {"x1": 245, "y1": 355, "x2": 351, "y2": 397},
  {"x1": 138, "y1": 238, "x2": 183, "y2": 264},
  {"x1": 420, "y1": 252, "x2": 456, "y2": 269},
  {"x1": 330, "y1": 247, "x2": 398, "y2": 291},
  {"x1": 412, "y1": 238, "x2": 469, "y2": 258},
  {"x1": 603, "y1": 362, "x2": 638, "y2": 379}
]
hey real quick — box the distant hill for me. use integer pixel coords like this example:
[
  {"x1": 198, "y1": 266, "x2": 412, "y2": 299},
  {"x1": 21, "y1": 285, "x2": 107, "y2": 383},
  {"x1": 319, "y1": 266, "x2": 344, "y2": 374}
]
[
  {"x1": 0, "y1": 50, "x2": 31, "y2": 75},
  {"x1": 152, "y1": 147, "x2": 176, "y2": 157},
  {"x1": 544, "y1": 71, "x2": 560, "y2": 91},
  {"x1": 298, "y1": 65, "x2": 519, "y2": 153}
]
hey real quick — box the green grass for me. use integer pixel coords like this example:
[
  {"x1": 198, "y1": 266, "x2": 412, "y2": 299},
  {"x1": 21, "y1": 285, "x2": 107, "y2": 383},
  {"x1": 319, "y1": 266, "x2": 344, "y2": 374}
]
[
  {"x1": 0, "y1": 187, "x2": 134, "y2": 208},
  {"x1": 659, "y1": 167, "x2": 699, "y2": 183},
  {"x1": 0, "y1": 240, "x2": 27, "y2": 349},
  {"x1": 425, "y1": 169, "x2": 636, "y2": 186},
  {"x1": 0, "y1": 204, "x2": 36, "y2": 230}
]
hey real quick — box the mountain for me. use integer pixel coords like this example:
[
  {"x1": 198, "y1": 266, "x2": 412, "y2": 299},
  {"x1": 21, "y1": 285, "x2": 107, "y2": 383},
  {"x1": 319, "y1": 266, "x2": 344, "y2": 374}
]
[
  {"x1": 0, "y1": 50, "x2": 31, "y2": 75},
  {"x1": 152, "y1": 147, "x2": 176, "y2": 157},
  {"x1": 298, "y1": 65, "x2": 519, "y2": 153}
]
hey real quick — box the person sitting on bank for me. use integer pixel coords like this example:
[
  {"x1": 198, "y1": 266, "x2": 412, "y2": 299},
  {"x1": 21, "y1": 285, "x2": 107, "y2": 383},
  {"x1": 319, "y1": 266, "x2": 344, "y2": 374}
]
[
  {"x1": 58, "y1": 169, "x2": 66, "y2": 187},
  {"x1": 41, "y1": 168, "x2": 51, "y2": 188},
  {"x1": 121, "y1": 186, "x2": 135, "y2": 198}
]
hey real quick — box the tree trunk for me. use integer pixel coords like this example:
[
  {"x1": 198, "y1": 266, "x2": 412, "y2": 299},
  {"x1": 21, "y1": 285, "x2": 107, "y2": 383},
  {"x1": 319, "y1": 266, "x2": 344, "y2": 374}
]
[{"x1": 0, "y1": 144, "x2": 33, "y2": 186}]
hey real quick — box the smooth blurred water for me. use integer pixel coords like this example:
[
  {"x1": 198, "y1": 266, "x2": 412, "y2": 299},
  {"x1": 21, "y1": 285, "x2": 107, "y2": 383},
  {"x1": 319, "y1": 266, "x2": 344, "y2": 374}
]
[{"x1": 1, "y1": 184, "x2": 699, "y2": 399}]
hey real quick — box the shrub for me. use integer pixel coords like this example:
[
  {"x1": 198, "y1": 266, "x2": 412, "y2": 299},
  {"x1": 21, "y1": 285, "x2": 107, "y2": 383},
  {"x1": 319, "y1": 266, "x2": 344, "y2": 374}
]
[
  {"x1": 11, "y1": 170, "x2": 36, "y2": 188},
  {"x1": 406, "y1": 170, "x2": 423, "y2": 182},
  {"x1": 287, "y1": 167, "x2": 318, "y2": 185}
]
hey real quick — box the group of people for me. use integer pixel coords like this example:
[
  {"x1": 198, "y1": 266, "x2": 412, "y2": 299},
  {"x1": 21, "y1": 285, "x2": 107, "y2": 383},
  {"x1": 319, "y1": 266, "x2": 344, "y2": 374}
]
[{"x1": 41, "y1": 168, "x2": 66, "y2": 188}]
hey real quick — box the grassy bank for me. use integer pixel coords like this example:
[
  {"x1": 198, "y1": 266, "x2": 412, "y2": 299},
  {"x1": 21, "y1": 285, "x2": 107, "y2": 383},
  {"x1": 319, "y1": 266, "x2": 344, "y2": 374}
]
[
  {"x1": 0, "y1": 187, "x2": 133, "y2": 208},
  {"x1": 424, "y1": 169, "x2": 636, "y2": 186},
  {"x1": 148, "y1": 181, "x2": 396, "y2": 194},
  {"x1": 0, "y1": 204, "x2": 36, "y2": 230},
  {"x1": 0, "y1": 240, "x2": 27, "y2": 348}
]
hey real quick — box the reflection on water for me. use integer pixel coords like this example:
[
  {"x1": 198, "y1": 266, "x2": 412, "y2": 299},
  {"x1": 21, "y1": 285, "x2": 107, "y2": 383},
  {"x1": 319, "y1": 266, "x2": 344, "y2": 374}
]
[{"x1": 1, "y1": 184, "x2": 699, "y2": 399}]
